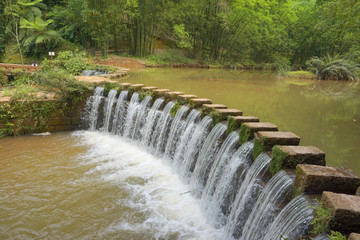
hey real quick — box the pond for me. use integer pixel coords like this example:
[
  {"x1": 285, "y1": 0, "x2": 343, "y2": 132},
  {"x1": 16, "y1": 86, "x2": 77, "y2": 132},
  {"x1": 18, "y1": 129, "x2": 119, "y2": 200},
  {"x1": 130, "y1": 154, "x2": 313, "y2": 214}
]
[{"x1": 125, "y1": 68, "x2": 360, "y2": 175}]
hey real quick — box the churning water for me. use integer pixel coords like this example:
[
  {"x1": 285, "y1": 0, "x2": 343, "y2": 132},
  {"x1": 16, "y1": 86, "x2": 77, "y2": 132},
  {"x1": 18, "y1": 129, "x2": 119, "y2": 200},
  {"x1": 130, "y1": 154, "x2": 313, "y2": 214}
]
[{"x1": 0, "y1": 87, "x2": 316, "y2": 239}]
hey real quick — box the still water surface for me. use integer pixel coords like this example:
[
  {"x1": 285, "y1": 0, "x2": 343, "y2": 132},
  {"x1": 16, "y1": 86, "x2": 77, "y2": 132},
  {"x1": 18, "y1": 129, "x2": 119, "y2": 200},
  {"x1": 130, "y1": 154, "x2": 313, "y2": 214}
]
[
  {"x1": 126, "y1": 68, "x2": 360, "y2": 174},
  {"x1": 0, "y1": 132, "x2": 222, "y2": 239}
]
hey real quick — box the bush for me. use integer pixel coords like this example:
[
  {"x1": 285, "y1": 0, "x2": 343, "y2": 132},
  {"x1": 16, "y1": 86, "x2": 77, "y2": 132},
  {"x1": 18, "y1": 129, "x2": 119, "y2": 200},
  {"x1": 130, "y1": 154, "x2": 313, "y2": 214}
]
[
  {"x1": 146, "y1": 49, "x2": 191, "y2": 65},
  {"x1": 306, "y1": 55, "x2": 360, "y2": 81},
  {"x1": 41, "y1": 50, "x2": 88, "y2": 75}
]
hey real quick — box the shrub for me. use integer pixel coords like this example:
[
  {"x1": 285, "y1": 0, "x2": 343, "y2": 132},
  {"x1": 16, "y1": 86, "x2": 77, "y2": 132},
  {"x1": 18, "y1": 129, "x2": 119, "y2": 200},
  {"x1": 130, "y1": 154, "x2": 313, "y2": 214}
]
[
  {"x1": 306, "y1": 55, "x2": 359, "y2": 81},
  {"x1": 41, "y1": 50, "x2": 88, "y2": 75},
  {"x1": 310, "y1": 200, "x2": 333, "y2": 235},
  {"x1": 146, "y1": 49, "x2": 191, "y2": 65}
]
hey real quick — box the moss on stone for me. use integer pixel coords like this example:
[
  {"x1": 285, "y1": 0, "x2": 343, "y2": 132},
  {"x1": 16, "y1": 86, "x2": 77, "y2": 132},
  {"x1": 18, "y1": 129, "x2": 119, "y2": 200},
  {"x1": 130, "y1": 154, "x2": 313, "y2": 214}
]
[
  {"x1": 270, "y1": 146, "x2": 287, "y2": 175},
  {"x1": 128, "y1": 86, "x2": 136, "y2": 97},
  {"x1": 239, "y1": 124, "x2": 251, "y2": 145},
  {"x1": 209, "y1": 110, "x2": 225, "y2": 127},
  {"x1": 226, "y1": 116, "x2": 238, "y2": 135},
  {"x1": 310, "y1": 200, "x2": 333, "y2": 235},
  {"x1": 292, "y1": 184, "x2": 303, "y2": 198},
  {"x1": 103, "y1": 82, "x2": 120, "y2": 97},
  {"x1": 253, "y1": 136, "x2": 267, "y2": 159},
  {"x1": 138, "y1": 90, "x2": 156, "y2": 102}
]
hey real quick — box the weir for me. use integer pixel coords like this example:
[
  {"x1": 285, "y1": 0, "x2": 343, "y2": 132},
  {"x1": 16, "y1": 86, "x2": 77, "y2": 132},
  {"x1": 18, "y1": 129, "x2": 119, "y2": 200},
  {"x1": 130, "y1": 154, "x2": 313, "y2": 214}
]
[{"x1": 81, "y1": 85, "x2": 360, "y2": 239}]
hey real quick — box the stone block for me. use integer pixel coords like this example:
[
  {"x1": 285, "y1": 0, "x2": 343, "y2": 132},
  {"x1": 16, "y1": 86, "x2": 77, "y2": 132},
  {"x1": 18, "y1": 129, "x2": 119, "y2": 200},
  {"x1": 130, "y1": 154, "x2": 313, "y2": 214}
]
[
  {"x1": 154, "y1": 89, "x2": 170, "y2": 97},
  {"x1": 190, "y1": 98, "x2": 212, "y2": 108},
  {"x1": 216, "y1": 108, "x2": 243, "y2": 117},
  {"x1": 253, "y1": 131, "x2": 300, "y2": 159},
  {"x1": 129, "y1": 83, "x2": 145, "y2": 90},
  {"x1": 295, "y1": 164, "x2": 360, "y2": 194},
  {"x1": 322, "y1": 191, "x2": 360, "y2": 233},
  {"x1": 119, "y1": 82, "x2": 132, "y2": 89},
  {"x1": 271, "y1": 145, "x2": 326, "y2": 175},
  {"x1": 141, "y1": 86, "x2": 158, "y2": 91},
  {"x1": 202, "y1": 104, "x2": 227, "y2": 109},
  {"x1": 164, "y1": 91, "x2": 184, "y2": 100},
  {"x1": 239, "y1": 122, "x2": 278, "y2": 145},
  {"x1": 349, "y1": 233, "x2": 360, "y2": 240},
  {"x1": 178, "y1": 94, "x2": 198, "y2": 101}
]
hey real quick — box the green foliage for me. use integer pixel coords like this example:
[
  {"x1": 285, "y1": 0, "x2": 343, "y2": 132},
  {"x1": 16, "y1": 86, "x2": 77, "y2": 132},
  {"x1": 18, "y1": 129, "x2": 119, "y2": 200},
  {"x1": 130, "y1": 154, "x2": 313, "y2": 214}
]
[
  {"x1": 270, "y1": 146, "x2": 287, "y2": 175},
  {"x1": 307, "y1": 55, "x2": 360, "y2": 81},
  {"x1": 253, "y1": 136, "x2": 267, "y2": 160},
  {"x1": 170, "y1": 101, "x2": 181, "y2": 117},
  {"x1": 292, "y1": 184, "x2": 303, "y2": 198},
  {"x1": 128, "y1": 87, "x2": 136, "y2": 98},
  {"x1": 328, "y1": 231, "x2": 346, "y2": 240},
  {"x1": 0, "y1": 69, "x2": 8, "y2": 86},
  {"x1": 3, "y1": 84, "x2": 38, "y2": 101},
  {"x1": 310, "y1": 200, "x2": 333, "y2": 235},
  {"x1": 209, "y1": 110, "x2": 225, "y2": 127},
  {"x1": 239, "y1": 124, "x2": 251, "y2": 145},
  {"x1": 146, "y1": 49, "x2": 191, "y2": 65},
  {"x1": 226, "y1": 116, "x2": 238, "y2": 136},
  {"x1": 103, "y1": 82, "x2": 120, "y2": 97},
  {"x1": 173, "y1": 24, "x2": 192, "y2": 51},
  {"x1": 138, "y1": 90, "x2": 155, "y2": 102},
  {"x1": 41, "y1": 50, "x2": 88, "y2": 75}
]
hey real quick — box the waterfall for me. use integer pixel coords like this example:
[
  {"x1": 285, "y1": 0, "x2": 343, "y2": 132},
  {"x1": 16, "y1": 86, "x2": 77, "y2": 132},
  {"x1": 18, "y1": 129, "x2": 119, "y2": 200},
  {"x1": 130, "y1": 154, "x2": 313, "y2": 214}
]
[
  {"x1": 201, "y1": 131, "x2": 239, "y2": 204},
  {"x1": 111, "y1": 90, "x2": 128, "y2": 135},
  {"x1": 163, "y1": 106, "x2": 190, "y2": 158},
  {"x1": 141, "y1": 98, "x2": 165, "y2": 147},
  {"x1": 87, "y1": 87, "x2": 104, "y2": 131},
  {"x1": 190, "y1": 123, "x2": 227, "y2": 196},
  {"x1": 82, "y1": 89, "x2": 316, "y2": 240},
  {"x1": 224, "y1": 153, "x2": 271, "y2": 239},
  {"x1": 102, "y1": 89, "x2": 118, "y2": 132},
  {"x1": 206, "y1": 141, "x2": 254, "y2": 226},
  {"x1": 264, "y1": 195, "x2": 314, "y2": 240},
  {"x1": 180, "y1": 116, "x2": 213, "y2": 180}
]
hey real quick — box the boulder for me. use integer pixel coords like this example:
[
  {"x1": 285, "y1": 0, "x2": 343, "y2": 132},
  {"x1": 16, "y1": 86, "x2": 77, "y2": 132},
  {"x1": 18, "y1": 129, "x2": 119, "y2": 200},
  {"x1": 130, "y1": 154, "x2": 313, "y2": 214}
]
[
  {"x1": 349, "y1": 233, "x2": 360, "y2": 240},
  {"x1": 296, "y1": 164, "x2": 360, "y2": 194}
]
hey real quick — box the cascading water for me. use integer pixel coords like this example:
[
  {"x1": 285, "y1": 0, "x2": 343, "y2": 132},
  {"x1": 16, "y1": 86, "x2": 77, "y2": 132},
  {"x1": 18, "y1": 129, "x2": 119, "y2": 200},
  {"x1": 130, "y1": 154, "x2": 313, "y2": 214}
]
[
  {"x1": 102, "y1": 89, "x2": 118, "y2": 132},
  {"x1": 111, "y1": 90, "x2": 129, "y2": 135},
  {"x1": 264, "y1": 195, "x2": 314, "y2": 240},
  {"x1": 81, "y1": 89, "x2": 317, "y2": 240}
]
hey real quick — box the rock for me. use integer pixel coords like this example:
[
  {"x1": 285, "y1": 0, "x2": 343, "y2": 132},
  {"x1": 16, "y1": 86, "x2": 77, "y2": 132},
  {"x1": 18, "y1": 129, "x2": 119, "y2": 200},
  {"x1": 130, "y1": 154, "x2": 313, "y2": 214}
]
[
  {"x1": 216, "y1": 108, "x2": 243, "y2": 117},
  {"x1": 349, "y1": 233, "x2": 360, "y2": 240},
  {"x1": 322, "y1": 191, "x2": 360, "y2": 234},
  {"x1": 239, "y1": 122, "x2": 278, "y2": 144},
  {"x1": 141, "y1": 86, "x2": 158, "y2": 91},
  {"x1": 164, "y1": 91, "x2": 184, "y2": 100},
  {"x1": 202, "y1": 104, "x2": 227, "y2": 109},
  {"x1": 119, "y1": 82, "x2": 132, "y2": 89},
  {"x1": 129, "y1": 83, "x2": 145, "y2": 90},
  {"x1": 231, "y1": 116, "x2": 259, "y2": 125},
  {"x1": 153, "y1": 89, "x2": 170, "y2": 97},
  {"x1": 178, "y1": 94, "x2": 198, "y2": 101},
  {"x1": 270, "y1": 145, "x2": 325, "y2": 175},
  {"x1": 253, "y1": 131, "x2": 300, "y2": 159},
  {"x1": 296, "y1": 164, "x2": 360, "y2": 194},
  {"x1": 190, "y1": 98, "x2": 212, "y2": 108}
]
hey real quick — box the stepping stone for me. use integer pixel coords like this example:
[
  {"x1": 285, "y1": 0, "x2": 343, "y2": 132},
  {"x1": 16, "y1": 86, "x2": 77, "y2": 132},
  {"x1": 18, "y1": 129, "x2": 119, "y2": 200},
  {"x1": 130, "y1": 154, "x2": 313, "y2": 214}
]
[
  {"x1": 190, "y1": 98, "x2": 212, "y2": 108},
  {"x1": 253, "y1": 131, "x2": 300, "y2": 159},
  {"x1": 153, "y1": 89, "x2": 170, "y2": 97},
  {"x1": 231, "y1": 116, "x2": 259, "y2": 125},
  {"x1": 349, "y1": 233, "x2": 360, "y2": 240},
  {"x1": 322, "y1": 191, "x2": 360, "y2": 233},
  {"x1": 270, "y1": 145, "x2": 325, "y2": 175},
  {"x1": 202, "y1": 104, "x2": 227, "y2": 109},
  {"x1": 164, "y1": 91, "x2": 184, "y2": 100},
  {"x1": 141, "y1": 86, "x2": 158, "y2": 91},
  {"x1": 119, "y1": 82, "x2": 132, "y2": 89},
  {"x1": 239, "y1": 122, "x2": 278, "y2": 144},
  {"x1": 216, "y1": 108, "x2": 243, "y2": 117},
  {"x1": 296, "y1": 164, "x2": 360, "y2": 194},
  {"x1": 178, "y1": 94, "x2": 198, "y2": 101},
  {"x1": 129, "y1": 84, "x2": 145, "y2": 90}
]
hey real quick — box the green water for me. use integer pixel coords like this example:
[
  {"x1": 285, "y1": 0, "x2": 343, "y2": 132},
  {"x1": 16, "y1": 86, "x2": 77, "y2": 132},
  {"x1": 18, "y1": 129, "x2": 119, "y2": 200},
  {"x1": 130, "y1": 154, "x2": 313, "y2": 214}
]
[{"x1": 126, "y1": 68, "x2": 360, "y2": 175}]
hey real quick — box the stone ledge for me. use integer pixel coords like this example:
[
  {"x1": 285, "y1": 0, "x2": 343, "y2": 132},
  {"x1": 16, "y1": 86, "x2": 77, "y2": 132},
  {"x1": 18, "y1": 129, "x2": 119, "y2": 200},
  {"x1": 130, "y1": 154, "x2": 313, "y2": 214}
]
[
  {"x1": 141, "y1": 86, "x2": 158, "y2": 91},
  {"x1": 232, "y1": 116, "x2": 259, "y2": 125},
  {"x1": 216, "y1": 108, "x2": 243, "y2": 117},
  {"x1": 322, "y1": 191, "x2": 360, "y2": 233},
  {"x1": 178, "y1": 94, "x2": 198, "y2": 101},
  {"x1": 154, "y1": 89, "x2": 170, "y2": 97},
  {"x1": 119, "y1": 82, "x2": 132, "y2": 89},
  {"x1": 190, "y1": 98, "x2": 212, "y2": 108},
  {"x1": 202, "y1": 104, "x2": 227, "y2": 109},
  {"x1": 270, "y1": 145, "x2": 326, "y2": 175},
  {"x1": 349, "y1": 233, "x2": 360, "y2": 240},
  {"x1": 296, "y1": 164, "x2": 360, "y2": 194},
  {"x1": 129, "y1": 84, "x2": 145, "y2": 90},
  {"x1": 164, "y1": 91, "x2": 184, "y2": 100},
  {"x1": 240, "y1": 122, "x2": 278, "y2": 144},
  {"x1": 253, "y1": 131, "x2": 300, "y2": 159}
]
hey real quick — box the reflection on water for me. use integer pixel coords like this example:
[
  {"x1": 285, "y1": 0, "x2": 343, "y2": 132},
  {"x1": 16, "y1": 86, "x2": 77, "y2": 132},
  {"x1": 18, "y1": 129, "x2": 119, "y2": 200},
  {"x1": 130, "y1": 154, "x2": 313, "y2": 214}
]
[
  {"x1": 126, "y1": 68, "x2": 360, "y2": 174},
  {"x1": 0, "y1": 132, "x2": 222, "y2": 239}
]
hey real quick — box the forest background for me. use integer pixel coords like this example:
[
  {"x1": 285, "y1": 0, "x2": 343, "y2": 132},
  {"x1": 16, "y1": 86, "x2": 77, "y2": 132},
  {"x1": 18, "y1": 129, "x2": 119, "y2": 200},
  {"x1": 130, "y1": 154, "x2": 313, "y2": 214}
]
[{"x1": 0, "y1": 0, "x2": 359, "y2": 73}]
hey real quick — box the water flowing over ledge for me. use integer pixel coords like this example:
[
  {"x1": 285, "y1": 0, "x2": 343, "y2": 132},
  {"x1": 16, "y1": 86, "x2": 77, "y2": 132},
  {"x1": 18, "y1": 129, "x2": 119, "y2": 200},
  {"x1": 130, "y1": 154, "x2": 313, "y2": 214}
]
[{"x1": 81, "y1": 86, "x2": 315, "y2": 239}]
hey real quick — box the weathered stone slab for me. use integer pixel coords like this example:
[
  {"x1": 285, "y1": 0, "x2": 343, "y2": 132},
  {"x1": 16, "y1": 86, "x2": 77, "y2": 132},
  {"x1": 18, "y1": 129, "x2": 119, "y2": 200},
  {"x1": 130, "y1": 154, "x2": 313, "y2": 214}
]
[
  {"x1": 253, "y1": 131, "x2": 300, "y2": 159},
  {"x1": 178, "y1": 94, "x2": 198, "y2": 101},
  {"x1": 270, "y1": 145, "x2": 326, "y2": 175},
  {"x1": 232, "y1": 116, "x2": 259, "y2": 124},
  {"x1": 239, "y1": 122, "x2": 278, "y2": 145},
  {"x1": 349, "y1": 233, "x2": 360, "y2": 240},
  {"x1": 164, "y1": 91, "x2": 184, "y2": 100},
  {"x1": 216, "y1": 108, "x2": 243, "y2": 117},
  {"x1": 322, "y1": 191, "x2": 360, "y2": 233},
  {"x1": 119, "y1": 82, "x2": 132, "y2": 89},
  {"x1": 153, "y1": 89, "x2": 170, "y2": 97},
  {"x1": 141, "y1": 86, "x2": 158, "y2": 91},
  {"x1": 190, "y1": 98, "x2": 212, "y2": 108},
  {"x1": 129, "y1": 83, "x2": 145, "y2": 90},
  {"x1": 295, "y1": 164, "x2": 360, "y2": 194},
  {"x1": 202, "y1": 104, "x2": 227, "y2": 109}
]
